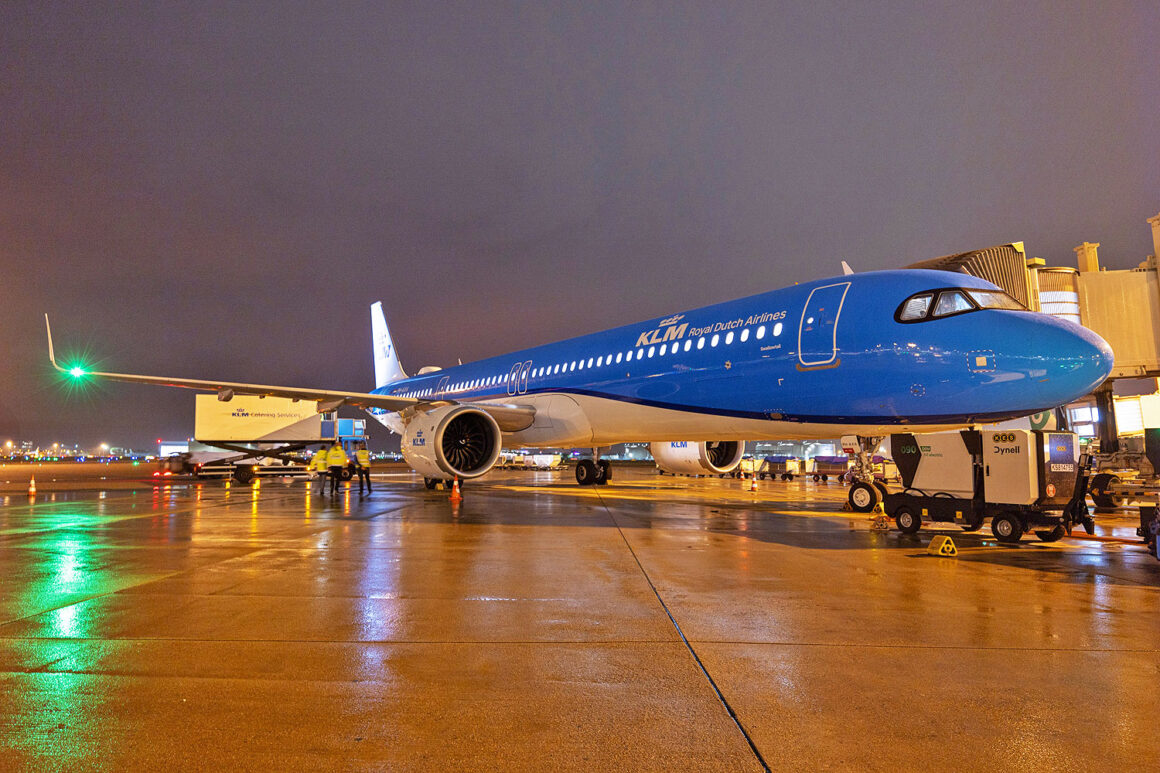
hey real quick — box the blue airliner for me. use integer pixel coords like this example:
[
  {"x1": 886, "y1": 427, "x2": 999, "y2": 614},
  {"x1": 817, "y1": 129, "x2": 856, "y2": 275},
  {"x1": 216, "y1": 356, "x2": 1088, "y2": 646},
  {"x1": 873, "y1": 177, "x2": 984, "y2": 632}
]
[{"x1": 47, "y1": 266, "x2": 1112, "y2": 505}]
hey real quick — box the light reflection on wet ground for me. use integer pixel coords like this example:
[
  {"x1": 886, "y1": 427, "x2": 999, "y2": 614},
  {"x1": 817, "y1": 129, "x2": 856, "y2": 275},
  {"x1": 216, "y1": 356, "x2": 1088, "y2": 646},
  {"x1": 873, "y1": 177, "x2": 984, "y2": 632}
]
[{"x1": 0, "y1": 467, "x2": 1156, "y2": 771}]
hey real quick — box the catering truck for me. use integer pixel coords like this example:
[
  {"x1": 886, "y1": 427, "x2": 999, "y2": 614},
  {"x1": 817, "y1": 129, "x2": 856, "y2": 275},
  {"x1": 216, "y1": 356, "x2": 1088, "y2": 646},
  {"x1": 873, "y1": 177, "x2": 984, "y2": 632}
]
[
  {"x1": 161, "y1": 394, "x2": 366, "y2": 482},
  {"x1": 882, "y1": 429, "x2": 1094, "y2": 543}
]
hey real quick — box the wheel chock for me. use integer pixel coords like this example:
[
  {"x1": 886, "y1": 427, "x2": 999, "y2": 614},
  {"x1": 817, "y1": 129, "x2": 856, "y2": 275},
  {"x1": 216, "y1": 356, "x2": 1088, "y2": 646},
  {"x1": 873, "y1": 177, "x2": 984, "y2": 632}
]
[
  {"x1": 869, "y1": 503, "x2": 890, "y2": 531},
  {"x1": 927, "y1": 535, "x2": 957, "y2": 556}
]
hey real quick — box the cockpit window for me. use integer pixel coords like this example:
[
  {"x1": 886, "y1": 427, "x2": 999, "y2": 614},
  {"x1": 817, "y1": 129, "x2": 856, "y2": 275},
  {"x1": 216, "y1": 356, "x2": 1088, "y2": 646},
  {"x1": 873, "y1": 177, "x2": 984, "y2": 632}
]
[
  {"x1": 896, "y1": 287, "x2": 1027, "y2": 323},
  {"x1": 967, "y1": 290, "x2": 1025, "y2": 311},
  {"x1": 899, "y1": 293, "x2": 933, "y2": 320},
  {"x1": 932, "y1": 290, "x2": 974, "y2": 317}
]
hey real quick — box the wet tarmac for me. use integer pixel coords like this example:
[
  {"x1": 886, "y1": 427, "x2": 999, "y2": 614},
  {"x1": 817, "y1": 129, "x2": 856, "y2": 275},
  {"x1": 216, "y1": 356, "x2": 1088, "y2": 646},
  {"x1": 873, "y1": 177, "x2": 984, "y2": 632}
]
[{"x1": 1, "y1": 466, "x2": 1157, "y2": 771}]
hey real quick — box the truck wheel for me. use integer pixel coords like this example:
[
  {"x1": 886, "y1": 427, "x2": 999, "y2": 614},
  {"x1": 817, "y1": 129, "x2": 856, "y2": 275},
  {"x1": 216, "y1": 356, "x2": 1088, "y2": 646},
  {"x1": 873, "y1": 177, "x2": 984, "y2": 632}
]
[
  {"x1": 894, "y1": 507, "x2": 922, "y2": 534},
  {"x1": 233, "y1": 466, "x2": 254, "y2": 484},
  {"x1": 1089, "y1": 473, "x2": 1122, "y2": 508},
  {"x1": 991, "y1": 513, "x2": 1024, "y2": 543},
  {"x1": 1035, "y1": 525, "x2": 1066, "y2": 542},
  {"x1": 340, "y1": 467, "x2": 354, "y2": 481},
  {"x1": 813, "y1": 474, "x2": 821, "y2": 482},
  {"x1": 960, "y1": 515, "x2": 984, "y2": 532},
  {"x1": 848, "y1": 482, "x2": 879, "y2": 512}
]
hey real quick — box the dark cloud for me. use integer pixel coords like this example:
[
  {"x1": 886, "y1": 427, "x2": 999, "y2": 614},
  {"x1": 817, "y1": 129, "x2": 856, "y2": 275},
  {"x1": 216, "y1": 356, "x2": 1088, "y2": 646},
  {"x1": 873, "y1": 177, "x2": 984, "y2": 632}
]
[{"x1": 2, "y1": 1, "x2": 1158, "y2": 447}]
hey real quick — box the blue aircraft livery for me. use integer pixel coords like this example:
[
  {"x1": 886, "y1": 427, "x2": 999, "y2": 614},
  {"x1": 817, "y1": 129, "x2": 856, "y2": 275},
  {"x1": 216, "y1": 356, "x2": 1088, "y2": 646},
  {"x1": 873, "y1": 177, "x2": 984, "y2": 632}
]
[
  {"x1": 46, "y1": 263, "x2": 1113, "y2": 487},
  {"x1": 367, "y1": 268, "x2": 1110, "y2": 466}
]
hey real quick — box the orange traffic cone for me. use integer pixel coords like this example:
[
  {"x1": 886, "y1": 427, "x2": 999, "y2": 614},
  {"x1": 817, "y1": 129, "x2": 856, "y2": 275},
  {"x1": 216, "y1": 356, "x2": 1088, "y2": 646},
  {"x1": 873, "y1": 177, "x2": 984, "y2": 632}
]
[
  {"x1": 28, "y1": 477, "x2": 37, "y2": 496},
  {"x1": 749, "y1": 475, "x2": 758, "y2": 493},
  {"x1": 449, "y1": 478, "x2": 463, "y2": 503}
]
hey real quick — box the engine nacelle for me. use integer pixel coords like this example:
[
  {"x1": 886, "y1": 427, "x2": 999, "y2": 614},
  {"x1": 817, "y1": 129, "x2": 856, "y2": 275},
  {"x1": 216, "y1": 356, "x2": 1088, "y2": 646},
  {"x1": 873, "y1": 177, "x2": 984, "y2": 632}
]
[
  {"x1": 649, "y1": 441, "x2": 744, "y2": 475},
  {"x1": 401, "y1": 405, "x2": 502, "y2": 480}
]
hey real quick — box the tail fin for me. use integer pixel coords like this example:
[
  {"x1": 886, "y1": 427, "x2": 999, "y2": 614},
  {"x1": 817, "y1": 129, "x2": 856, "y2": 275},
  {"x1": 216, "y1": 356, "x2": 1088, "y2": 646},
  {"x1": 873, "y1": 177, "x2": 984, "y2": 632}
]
[{"x1": 371, "y1": 302, "x2": 408, "y2": 388}]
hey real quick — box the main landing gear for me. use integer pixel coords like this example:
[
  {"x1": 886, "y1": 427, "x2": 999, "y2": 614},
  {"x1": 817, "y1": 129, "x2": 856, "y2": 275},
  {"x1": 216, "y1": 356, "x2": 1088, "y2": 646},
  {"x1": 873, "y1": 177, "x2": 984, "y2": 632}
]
[{"x1": 576, "y1": 458, "x2": 611, "y2": 486}]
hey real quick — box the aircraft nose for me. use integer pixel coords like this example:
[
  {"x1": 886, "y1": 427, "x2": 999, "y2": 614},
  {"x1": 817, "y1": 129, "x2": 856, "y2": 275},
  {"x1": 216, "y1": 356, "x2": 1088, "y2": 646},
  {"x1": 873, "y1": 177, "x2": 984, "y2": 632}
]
[{"x1": 1032, "y1": 316, "x2": 1113, "y2": 405}]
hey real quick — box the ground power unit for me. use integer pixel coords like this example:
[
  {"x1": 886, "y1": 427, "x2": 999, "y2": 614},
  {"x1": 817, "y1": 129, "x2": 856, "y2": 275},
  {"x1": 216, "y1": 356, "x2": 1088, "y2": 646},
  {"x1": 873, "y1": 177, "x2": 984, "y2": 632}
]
[{"x1": 884, "y1": 430, "x2": 1094, "y2": 543}]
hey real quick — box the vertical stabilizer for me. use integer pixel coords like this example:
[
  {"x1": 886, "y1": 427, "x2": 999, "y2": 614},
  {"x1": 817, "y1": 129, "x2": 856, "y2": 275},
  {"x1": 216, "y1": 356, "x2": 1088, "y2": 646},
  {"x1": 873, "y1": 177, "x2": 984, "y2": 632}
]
[{"x1": 371, "y1": 302, "x2": 408, "y2": 388}]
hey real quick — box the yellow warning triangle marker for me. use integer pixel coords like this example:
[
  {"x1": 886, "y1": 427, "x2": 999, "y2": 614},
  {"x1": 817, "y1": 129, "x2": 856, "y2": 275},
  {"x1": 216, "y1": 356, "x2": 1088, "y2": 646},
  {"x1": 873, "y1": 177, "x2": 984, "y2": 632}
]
[{"x1": 927, "y1": 535, "x2": 957, "y2": 556}]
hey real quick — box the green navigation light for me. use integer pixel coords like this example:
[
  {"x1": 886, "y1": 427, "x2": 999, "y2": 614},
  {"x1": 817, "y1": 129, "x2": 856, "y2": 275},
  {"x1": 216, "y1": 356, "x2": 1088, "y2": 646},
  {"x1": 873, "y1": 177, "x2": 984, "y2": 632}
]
[{"x1": 69, "y1": 366, "x2": 86, "y2": 378}]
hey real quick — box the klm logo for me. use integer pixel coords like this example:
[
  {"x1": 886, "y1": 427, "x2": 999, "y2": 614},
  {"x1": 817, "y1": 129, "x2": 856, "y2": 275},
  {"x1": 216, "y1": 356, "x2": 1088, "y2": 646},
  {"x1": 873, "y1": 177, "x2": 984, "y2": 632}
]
[
  {"x1": 670, "y1": 441, "x2": 688, "y2": 448},
  {"x1": 636, "y1": 320, "x2": 689, "y2": 347},
  {"x1": 231, "y1": 409, "x2": 251, "y2": 417},
  {"x1": 412, "y1": 430, "x2": 426, "y2": 447}
]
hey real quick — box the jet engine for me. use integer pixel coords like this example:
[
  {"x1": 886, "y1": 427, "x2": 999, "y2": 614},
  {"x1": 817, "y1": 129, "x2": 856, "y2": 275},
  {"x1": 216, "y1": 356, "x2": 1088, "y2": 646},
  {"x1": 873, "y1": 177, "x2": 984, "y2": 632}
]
[
  {"x1": 649, "y1": 441, "x2": 744, "y2": 475},
  {"x1": 401, "y1": 405, "x2": 502, "y2": 480}
]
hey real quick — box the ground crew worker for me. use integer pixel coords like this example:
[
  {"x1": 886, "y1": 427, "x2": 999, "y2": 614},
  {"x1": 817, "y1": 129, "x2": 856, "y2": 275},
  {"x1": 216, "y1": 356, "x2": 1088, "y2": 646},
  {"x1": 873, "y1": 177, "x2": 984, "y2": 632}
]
[
  {"x1": 311, "y1": 446, "x2": 329, "y2": 495},
  {"x1": 355, "y1": 442, "x2": 372, "y2": 494},
  {"x1": 326, "y1": 441, "x2": 348, "y2": 495}
]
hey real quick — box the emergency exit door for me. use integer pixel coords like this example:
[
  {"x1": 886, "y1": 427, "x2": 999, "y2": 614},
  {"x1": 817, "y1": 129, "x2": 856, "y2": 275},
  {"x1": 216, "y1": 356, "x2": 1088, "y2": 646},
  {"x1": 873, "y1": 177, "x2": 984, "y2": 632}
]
[
  {"x1": 798, "y1": 282, "x2": 850, "y2": 368},
  {"x1": 506, "y1": 361, "x2": 532, "y2": 396}
]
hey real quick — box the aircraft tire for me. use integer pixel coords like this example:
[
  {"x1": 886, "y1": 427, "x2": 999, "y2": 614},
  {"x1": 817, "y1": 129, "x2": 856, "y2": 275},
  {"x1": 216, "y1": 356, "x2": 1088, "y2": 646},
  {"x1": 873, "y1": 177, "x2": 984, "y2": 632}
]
[
  {"x1": 597, "y1": 460, "x2": 612, "y2": 483},
  {"x1": 894, "y1": 507, "x2": 922, "y2": 534},
  {"x1": 991, "y1": 512, "x2": 1024, "y2": 543},
  {"x1": 576, "y1": 460, "x2": 597, "y2": 486},
  {"x1": 233, "y1": 466, "x2": 254, "y2": 484},
  {"x1": 424, "y1": 478, "x2": 438, "y2": 490},
  {"x1": 848, "y1": 482, "x2": 878, "y2": 512}
]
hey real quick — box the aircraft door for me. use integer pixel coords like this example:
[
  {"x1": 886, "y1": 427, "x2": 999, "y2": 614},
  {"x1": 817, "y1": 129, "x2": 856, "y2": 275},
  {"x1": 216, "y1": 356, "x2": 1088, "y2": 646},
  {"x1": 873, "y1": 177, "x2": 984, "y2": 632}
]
[
  {"x1": 798, "y1": 282, "x2": 850, "y2": 368},
  {"x1": 506, "y1": 362, "x2": 523, "y2": 396},
  {"x1": 435, "y1": 375, "x2": 450, "y2": 398},
  {"x1": 518, "y1": 361, "x2": 532, "y2": 394}
]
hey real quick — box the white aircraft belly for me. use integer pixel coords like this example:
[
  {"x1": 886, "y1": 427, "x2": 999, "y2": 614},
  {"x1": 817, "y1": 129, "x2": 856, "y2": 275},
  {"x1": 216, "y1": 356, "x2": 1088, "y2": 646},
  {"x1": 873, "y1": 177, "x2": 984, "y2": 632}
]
[{"x1": 505, "y1": 392, "x2": 971, "y2": 447}]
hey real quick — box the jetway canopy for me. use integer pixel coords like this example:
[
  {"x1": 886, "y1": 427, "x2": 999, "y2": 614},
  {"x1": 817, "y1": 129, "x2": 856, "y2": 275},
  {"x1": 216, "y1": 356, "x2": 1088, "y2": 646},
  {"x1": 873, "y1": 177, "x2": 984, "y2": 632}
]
[{"x1": 906, "y1": 243, "x2": 1034, "y2": 309}]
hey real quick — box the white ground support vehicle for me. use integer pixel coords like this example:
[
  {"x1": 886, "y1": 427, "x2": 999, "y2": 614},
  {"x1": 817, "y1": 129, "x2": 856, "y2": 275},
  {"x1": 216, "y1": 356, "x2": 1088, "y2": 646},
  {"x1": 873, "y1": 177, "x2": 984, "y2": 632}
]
[{"x1": 881, "y1": 429, "x2": 1094, "y2": 543}]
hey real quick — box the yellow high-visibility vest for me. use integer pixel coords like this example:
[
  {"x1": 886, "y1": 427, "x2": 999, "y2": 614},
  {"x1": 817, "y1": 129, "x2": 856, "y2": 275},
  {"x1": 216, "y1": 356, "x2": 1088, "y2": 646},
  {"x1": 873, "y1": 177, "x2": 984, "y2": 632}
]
[
  {"x1": 326, "y1": 444, "x2": 348, "y2": 467},
  {"x1": 312, "y1": 450, "x2": 328, "y2": 471},
  {"x1": 356, "y1": 448, "x2": 371, "y2": 467}
]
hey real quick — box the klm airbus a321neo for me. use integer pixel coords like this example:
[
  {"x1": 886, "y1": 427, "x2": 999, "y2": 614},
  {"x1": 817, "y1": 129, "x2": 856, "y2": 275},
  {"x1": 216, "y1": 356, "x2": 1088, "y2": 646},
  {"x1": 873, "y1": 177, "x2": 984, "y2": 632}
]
[{"x1": 47, "y1": 260, "x2": 1113, "y2": 510}]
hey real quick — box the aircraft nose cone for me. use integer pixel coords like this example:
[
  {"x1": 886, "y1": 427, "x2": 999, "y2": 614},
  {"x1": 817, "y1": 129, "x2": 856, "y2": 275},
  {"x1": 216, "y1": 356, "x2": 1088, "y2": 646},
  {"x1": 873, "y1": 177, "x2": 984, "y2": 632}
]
[{"x1": 1035, "y1": 316, "x2": 1114, "y2": 405}]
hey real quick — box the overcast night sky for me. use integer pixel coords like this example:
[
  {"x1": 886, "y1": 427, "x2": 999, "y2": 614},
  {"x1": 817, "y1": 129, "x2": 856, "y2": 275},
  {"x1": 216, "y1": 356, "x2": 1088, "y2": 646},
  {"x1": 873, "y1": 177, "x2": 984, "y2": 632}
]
[{"x1": 2, "y1": 1, "x2": 1158, "y2": 449}]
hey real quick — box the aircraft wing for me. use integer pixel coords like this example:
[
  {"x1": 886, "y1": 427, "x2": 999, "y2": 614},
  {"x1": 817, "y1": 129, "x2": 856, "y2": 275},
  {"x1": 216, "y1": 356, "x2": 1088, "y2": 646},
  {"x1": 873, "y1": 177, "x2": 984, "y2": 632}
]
[{"x1": 44, "y1": 315, "x2": 536, "y2": 429}]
